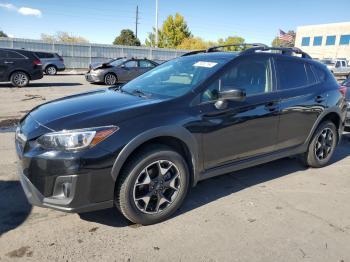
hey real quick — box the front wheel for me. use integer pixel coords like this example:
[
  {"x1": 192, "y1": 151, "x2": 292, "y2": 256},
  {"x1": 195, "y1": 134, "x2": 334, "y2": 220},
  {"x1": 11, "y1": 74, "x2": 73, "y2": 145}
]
[
  {"x1": 104, "y1": 73, "x2": 117, "y2": 85},
  {"x1": 10, "y1": 71, "x2": 29, "y2": 87},
  {"x1": 115, "y1": 145, "x2": 190, "y2": 225},
  {"x1": 301, "y1": 121, "x2": 337, "y2": 168}
]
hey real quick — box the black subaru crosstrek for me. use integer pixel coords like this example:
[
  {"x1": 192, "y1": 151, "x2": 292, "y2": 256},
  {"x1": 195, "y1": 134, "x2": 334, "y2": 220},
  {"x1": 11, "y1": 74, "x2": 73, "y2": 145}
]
[{"x1": 16, "y1": 44, "x2": 347, "y2": 225}]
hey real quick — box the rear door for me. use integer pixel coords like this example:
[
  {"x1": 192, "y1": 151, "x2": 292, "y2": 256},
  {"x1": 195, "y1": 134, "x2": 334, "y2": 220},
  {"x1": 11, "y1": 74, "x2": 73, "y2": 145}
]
[
  {"x1": 120, "y1": 60, "x2": 139, "y2": 82},
  {"x1": 274, "y1": 56, "x2": 325, "y2": 150}
]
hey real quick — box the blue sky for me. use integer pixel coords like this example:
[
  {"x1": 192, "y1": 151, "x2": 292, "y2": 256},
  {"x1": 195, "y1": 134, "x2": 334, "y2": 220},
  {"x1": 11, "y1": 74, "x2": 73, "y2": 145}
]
[{"x1": 0, "y1": 0, "x2": 349, "y2": 45}]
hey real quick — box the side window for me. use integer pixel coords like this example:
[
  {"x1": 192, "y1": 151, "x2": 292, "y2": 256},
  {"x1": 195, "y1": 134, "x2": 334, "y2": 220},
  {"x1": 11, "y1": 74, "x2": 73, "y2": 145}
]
[
  {"x1": 35, "y1": 52, "x2": 45, "y2": 58},
  {"x1": 139, "y1": 60, "x2": 155, "y2": 68},
  {"x1": 46, "y1": 53, "x2": 54, "y2": 58},
  {"x1": 313, "y1": 66, "x2": 327, "y2": 82},
  {"x1": 276, "y1": 59, "x2": 309, "y2": 90},
  {"x1": 124, "y1": 60, "x2": 138, "y2": 68},
  {"x1": 7, "y1": 51, "x2": 25, "y2": 59},
  {"x1": 335, "y1": 61, "x2": 341, "y2": 68},
  {"x1": 202, "y1": 56, "x2": 272, "y2": 102},
  {"x1": 341, "y1": 61, "x2": 346, "y2": 67},
  {"x1": 305, "y1": 64, "x2": 317, "y2": 84}
]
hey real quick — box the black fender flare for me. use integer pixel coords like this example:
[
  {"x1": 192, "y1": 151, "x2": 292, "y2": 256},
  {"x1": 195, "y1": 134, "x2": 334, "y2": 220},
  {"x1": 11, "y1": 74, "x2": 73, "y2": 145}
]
[
  {"x1": 110, "y1": 125, "x2": 200, "y2": 185},
  {"x1": 304, "y1": 107, "x2": 344, "y2": 147}
]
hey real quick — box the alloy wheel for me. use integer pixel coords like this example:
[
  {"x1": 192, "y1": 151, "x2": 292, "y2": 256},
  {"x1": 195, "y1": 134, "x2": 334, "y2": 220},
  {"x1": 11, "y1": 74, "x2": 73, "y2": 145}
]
[
  {"x1": 133, "y1": 160, "x2": 181, "y2": 214},
  {"x1": 105, "y1": 74, "x2": 116, "y2": 85},
  {"x1": 314, "y1": 127, "x2": 334, "y2": 161},
  {"x1": 47, "y1": 66, "x2": 57, "y2": 75},
  {"x1": 13, "y1": 73, "x2": 28, "y2": 86}
]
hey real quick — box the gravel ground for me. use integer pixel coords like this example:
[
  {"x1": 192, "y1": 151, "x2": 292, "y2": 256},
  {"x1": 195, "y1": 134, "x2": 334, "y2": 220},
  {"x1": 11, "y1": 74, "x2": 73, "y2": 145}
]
[{"x1": 0, "y1": 75, "x2": 350, "y2": 262}]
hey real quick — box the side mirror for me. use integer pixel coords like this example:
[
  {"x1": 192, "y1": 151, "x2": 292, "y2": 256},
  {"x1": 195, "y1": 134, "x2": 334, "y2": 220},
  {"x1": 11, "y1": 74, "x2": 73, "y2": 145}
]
[
  {"x1": 218, "y1": 88, "x2": 246, "y2": 101},
  {"x1": 215, "y1": 88, "x2": 246, "y2": 109}
]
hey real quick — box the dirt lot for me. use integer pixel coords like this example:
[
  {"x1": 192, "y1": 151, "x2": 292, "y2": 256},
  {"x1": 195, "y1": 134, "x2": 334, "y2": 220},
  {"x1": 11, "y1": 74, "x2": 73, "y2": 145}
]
[{"x1": 0, "y1": 75, "x2": 350, "y2": 261}]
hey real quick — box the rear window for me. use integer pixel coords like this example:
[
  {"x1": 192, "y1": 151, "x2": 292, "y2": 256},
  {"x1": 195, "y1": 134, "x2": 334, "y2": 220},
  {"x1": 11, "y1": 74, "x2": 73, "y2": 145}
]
[
  {"x1": 276, "y1": 59, "x2": 311, "y2": 90},
  {"x1": 36, "y1": 52, "x2": 54, "y2": 58}
]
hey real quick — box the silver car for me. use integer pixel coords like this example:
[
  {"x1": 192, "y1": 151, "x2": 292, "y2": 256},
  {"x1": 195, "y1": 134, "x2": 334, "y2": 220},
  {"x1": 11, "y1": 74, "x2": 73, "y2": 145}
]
[
  {"x1": 34, "y1": 52, "x2": 66, "y2": 75},
  {"x1": 85, "y1": 58, "x2": 158, "y2": 85}
]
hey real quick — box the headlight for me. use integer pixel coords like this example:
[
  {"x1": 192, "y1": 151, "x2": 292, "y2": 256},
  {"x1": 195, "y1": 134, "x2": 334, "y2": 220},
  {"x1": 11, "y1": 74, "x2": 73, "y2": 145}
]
[{"x1": 37, "y1": 126, "x2": 118, "y2": 151}]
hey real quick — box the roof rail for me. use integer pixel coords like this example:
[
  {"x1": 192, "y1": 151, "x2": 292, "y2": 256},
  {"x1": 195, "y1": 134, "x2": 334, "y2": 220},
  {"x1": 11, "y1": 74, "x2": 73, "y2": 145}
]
[
  {"x1": 181, "y1": 43, "x2": 267, "y2": 57},
  {"x1": 241, "y1": 46, "x2": 312, "y2": 59},
  {"x1": 206, "y1": 43, "x2": 268, "y2": 52}
]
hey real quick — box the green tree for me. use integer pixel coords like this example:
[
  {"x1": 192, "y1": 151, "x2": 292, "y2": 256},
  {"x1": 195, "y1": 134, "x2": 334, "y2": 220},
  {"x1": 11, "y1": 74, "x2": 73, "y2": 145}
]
[
  {"x1": 178, "y1": 37, "x2": 210, "y2": 50},
  {"x1": 145, "y1": 28, "x2": 165, "y2": 48},
  {"x1": 217, "y1": 36, "x2": 245, "y2": 50},
  {"x1": 113, "y1": 29, "x2": 140, "y2": 46},
  {"x1": 0, "y1": 30, "x2": 8, "y2": 37},
  {"x1": 271, "y1": 30, "x2": 296, "y2": 47},
  {"x1": 41, "y1": 32, "x2": 89, "y2": 43},
  {"x1": 146, "y1": 13, "x2": 191, "y2": 48}
]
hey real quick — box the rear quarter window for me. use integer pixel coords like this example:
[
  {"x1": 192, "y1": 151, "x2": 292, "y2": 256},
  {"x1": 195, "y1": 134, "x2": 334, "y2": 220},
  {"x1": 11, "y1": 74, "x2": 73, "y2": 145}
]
[
  {"x1": 7, "y1": 51, "x2": 26, "y2": 59},
  {"x1": 276, "y1": 58, "x2": 310, "y2": 90}
]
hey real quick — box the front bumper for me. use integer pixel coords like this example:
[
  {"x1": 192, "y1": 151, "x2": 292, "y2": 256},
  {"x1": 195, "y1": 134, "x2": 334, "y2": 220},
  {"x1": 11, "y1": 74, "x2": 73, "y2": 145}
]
[
  {"x1": 18, "y1": 169, "x2": 113, "y2": 212},
  {"x1": 15, "y1": 116, "x2": 118, "y2": 213},
  {"x1": 85, "y1": 72, "x2": 103, "y2": 83}
]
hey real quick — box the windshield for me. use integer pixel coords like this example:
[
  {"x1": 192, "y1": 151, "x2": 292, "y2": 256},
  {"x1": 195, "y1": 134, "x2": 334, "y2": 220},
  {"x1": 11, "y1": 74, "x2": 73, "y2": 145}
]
[
  {"x1": 110, "y1": 58, "x2": 126, "y2": 67},
  {"x1": 121, "y1": 56, "x2": 228, "y2": 98}
]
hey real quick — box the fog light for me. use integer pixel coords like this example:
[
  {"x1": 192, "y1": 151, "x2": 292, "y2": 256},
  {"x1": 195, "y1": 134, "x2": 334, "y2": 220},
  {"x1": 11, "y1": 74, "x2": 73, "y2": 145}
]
[{"x1": 62, "y1": 182, "x2": 71, "y2": 198}]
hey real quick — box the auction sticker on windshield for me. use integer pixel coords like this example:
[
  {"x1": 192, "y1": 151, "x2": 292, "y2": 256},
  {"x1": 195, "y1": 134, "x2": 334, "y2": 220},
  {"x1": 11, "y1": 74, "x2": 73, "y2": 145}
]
[{"x1": 193, "y1": 61, "x2": 218, "y2": 68}]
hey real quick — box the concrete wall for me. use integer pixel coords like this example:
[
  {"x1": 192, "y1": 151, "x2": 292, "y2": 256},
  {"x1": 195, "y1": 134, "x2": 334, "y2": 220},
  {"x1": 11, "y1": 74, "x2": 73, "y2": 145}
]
[{"x1": 295, "y1": 22, "x2": 350, "y2": 60}]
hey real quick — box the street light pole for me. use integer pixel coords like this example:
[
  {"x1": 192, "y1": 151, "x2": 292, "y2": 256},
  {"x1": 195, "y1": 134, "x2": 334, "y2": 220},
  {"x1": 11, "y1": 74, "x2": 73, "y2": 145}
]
[{"x1": 155, "y1": 0, "x2": 159, "y2": 47}]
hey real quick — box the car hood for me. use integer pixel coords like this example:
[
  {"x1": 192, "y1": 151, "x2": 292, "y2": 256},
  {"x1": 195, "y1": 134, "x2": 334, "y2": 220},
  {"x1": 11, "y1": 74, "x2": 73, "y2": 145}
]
[{"x1": 28, "y1": 88, "x2": 162, "y2": 132}]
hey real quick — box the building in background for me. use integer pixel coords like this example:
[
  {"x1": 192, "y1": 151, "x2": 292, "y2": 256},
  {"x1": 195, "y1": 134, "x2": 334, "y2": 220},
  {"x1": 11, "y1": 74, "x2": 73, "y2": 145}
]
[{"x1": 295, "y1": 22, "x2": 350, "y2": 61}]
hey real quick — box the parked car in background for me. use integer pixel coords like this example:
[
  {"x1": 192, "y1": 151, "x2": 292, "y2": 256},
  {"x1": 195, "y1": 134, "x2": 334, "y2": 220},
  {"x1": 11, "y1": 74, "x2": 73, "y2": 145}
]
[
  {"x1": 321, "y1": 58, "x2": 350, "y2": 77},
  {"x1": 85, "y1": 57, "x2": 158, "y2": 85},
  {"x1": 341, "y1": 77, "x2": 350, "y2": 131},
  {"x1": 34, "y1": 52, "x2": 65, "y2": 75},
  {"x1": 16, "y1": 44, "x2": 347, "y2": 225},
  {"x1": 0, "y1": 48, "x2": 43, "y2": 87}
]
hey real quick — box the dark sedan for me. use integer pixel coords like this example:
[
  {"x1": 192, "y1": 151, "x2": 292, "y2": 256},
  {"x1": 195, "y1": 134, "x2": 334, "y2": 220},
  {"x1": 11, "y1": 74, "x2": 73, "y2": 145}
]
[{"x1": 85, "y1": 58, "x2": 158, "y2": 85}]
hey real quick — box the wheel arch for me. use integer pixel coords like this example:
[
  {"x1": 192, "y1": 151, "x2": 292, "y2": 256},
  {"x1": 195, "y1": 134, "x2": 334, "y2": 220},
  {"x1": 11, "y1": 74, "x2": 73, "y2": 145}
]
[
  {"x1": 306, "y1": 110, "x2": 343, "y2": 146},
  {"x1": 104, "y1": 72, "x2": 118, "y2": 83},
  {"x1": 111, "y1": 126, "x2": 199, "y2": 188}
]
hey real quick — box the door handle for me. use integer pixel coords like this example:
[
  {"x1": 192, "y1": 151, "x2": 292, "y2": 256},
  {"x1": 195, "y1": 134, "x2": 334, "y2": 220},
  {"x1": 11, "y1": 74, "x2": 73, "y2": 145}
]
[
  {"x1": 4, "y1": 61, "x2": 14, "y2": 64},
  {"x1": 315, "y1": 95, "x2": 325, "y2": 103},
  {"x1": 265, "y1": 102, "x2": 278, "y2": 112}
]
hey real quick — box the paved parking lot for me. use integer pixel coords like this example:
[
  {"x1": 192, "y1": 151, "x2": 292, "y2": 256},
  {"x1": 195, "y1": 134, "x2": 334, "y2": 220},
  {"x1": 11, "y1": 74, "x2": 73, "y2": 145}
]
[{"x1": 0, "y1": 75, "x2": 350, "y2": 261}]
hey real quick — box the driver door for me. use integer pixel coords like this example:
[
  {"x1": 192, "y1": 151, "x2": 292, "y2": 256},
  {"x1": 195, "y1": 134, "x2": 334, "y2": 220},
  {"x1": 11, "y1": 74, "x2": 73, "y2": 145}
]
[
  {"x1": 198, "y1": 54, "x2": 280, "y2": 169},
  {"x1": 119, "y1": 60, "x2": 139, "y2": 82}
]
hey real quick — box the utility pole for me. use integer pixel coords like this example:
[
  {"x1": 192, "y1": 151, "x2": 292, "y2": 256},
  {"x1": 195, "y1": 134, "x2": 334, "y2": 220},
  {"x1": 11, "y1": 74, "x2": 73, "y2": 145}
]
[
  {"x1": 135, "y1": 5, "x2": 139, "y2": 39},
  {"x1": 155, "y1": 0, "x2": 159, "y2": 47}
]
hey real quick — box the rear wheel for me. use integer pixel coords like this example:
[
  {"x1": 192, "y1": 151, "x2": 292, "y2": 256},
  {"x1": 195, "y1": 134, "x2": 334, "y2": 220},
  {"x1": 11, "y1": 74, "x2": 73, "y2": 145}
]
[
  {"x1": 10, "y1": 71, "x2": 29, "y2": 87},
  {"x1": 301, "y1": 121, "x2": 337, "y2": 168},
  {"x1": 104, "y1": 73, "x2": 117, "y2": 85},
  {"x1": 115, "y1": 145, "x2": 190, "y2": 225},
  {"x1": 45, "y1": 66, "x2": 57, "y2": 75}
]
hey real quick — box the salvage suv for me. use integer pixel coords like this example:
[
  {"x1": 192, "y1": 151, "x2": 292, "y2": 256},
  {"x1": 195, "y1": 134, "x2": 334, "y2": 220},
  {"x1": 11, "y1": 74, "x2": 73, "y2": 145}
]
[{"x1": 16, "y1": 44, "x2": 347, "y2": 225}]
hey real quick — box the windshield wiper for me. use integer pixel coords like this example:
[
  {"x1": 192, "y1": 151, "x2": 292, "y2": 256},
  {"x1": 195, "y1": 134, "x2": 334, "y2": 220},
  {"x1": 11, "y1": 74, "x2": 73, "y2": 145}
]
[{"x1": 131, "y1": 89, "x2": 149, "y2": 98}]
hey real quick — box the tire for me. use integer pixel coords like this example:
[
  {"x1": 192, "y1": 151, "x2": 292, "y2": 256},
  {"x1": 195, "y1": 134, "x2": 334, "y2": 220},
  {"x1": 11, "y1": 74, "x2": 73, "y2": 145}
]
[
  {"x1": 104, "y1": 73, "x2": 117, "y2": 85},
  {"x1": 10, "y1": 71, "x2": 29, "y2": 87},
  {"x1": 301, "y1": 121, "x2": 337, "y2": 168},
  {"x1": 45, "y1": 65, "x2": 57, "y2": 75},
  {"x1": 115, "y1": 144, "x2": 190, "y2": 225}
]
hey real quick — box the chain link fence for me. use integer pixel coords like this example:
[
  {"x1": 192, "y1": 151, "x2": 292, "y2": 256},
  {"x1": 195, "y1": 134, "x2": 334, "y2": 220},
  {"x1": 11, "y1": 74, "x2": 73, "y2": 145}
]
[{"x1": 0, "y1": 37, "x2": 188, "y2": 69}]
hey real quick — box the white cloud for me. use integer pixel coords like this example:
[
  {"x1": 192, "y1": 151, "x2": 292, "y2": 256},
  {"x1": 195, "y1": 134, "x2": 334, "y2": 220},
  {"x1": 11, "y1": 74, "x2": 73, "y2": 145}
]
[
  {"x1": 18, "y1": 7, "x2": 41, "y2": 17},
  {"x1": 0, "y1": 2, "x2": 42, "y2": 17},
  {"x1": 0, "y1": 3, "x2": 16, "y2": 10}
]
